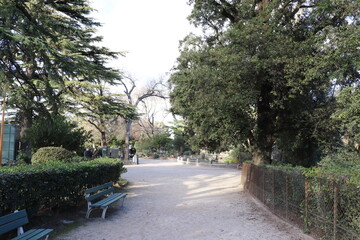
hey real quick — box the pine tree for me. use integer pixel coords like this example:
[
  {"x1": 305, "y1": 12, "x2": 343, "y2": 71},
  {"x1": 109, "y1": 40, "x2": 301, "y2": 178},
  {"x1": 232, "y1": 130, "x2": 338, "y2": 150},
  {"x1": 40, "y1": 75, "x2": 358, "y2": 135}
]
[{"x1": 0, "y1": 0, "x2": 128, "y2": 150}]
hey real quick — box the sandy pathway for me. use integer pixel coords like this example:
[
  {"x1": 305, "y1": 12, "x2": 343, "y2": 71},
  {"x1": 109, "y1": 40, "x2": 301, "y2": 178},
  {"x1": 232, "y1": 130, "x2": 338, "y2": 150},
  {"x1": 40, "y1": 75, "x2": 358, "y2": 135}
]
[{"x1": 55, "y1": 159, "x2": 313, "y2": 240}]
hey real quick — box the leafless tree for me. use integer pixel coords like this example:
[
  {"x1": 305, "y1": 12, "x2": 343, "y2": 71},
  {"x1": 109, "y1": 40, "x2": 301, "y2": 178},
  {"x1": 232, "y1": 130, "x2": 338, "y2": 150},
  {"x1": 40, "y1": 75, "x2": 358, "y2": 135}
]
[
  {"x1": 119, "y1": 75, "x2": 167, "y2": 162},
  {"x1": 137, "y1": 98, "x2": 168, "y2": 139}
]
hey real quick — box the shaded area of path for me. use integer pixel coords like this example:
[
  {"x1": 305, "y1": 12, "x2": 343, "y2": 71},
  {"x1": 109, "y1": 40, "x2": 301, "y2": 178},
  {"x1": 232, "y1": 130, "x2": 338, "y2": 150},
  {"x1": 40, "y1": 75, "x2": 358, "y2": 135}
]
[{"x1": 56, "y1": 159, "x2": 313, "y2": 240}]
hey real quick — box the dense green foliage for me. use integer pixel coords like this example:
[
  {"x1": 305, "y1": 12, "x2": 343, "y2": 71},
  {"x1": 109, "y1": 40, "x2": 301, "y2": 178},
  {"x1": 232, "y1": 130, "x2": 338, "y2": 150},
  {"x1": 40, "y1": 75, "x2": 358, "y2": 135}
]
[
  {"x1": 0, "y1": 0, "x2": 130, "y2": 150},
  {"x1": 311, "y1": 151, "x2": 360, "y2": 184},
  {"x1": 27, "y1": 115, "x2": 90, "y2": 153},
  {"x1": 332, "y1": 87, "x2": 360, "y2": 152},
  {"x1": 137, "y1": 122, "x2": 194, "y2": 157},
  {"x1": 170, "y1": 120, "x2": 193, "y2": 155},
  {"x1": 170, "y1": 0, "x2": 359, "y2": 166},
  {"x1": 0, "y1": 158, "x2": 125, "y2": 217},
  {"x1": 31, "y1": 147, "x2": 75, "y2": 164},
  {"x1": 137, "y1": 132, "x2": 173, "y2": 157}
]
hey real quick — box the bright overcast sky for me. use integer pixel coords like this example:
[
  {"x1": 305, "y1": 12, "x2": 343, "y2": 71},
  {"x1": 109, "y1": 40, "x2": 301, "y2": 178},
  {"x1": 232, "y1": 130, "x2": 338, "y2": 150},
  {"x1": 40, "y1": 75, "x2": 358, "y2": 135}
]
[{"x1": 90, "y1": 0, "x2": 197, "y2": 86}]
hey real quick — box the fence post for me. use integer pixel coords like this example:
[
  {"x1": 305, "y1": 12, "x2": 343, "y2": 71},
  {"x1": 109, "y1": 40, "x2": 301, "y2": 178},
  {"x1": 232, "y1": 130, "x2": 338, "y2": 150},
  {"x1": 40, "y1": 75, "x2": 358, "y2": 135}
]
[
  {"x1": 333, "y1": 182, "x2": 339, "y2": 240},
  {"x1": 305, "y1": 178, "x2": 309, "y2": 230}
]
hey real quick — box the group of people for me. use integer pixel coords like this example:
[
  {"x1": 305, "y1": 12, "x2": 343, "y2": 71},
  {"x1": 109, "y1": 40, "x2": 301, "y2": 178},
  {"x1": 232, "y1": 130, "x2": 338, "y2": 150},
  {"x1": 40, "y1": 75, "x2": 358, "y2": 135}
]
[
  {"x1": 83, "y1": 147, "x2": 101, "y2": 159},
  {"x1": 83, "y1": 146, "x2": 136, "y2": 159}
]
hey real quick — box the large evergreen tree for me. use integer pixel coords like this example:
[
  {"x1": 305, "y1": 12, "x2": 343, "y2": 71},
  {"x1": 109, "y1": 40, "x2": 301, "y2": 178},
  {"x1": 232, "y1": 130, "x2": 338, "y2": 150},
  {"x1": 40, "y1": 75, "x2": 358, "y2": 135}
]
[
  {"x1": 170, "y1": 0, "x2": 359, "y2": 166},
  {"x1": 0, "y1": 0, "x2": 128, "y2": 150}
]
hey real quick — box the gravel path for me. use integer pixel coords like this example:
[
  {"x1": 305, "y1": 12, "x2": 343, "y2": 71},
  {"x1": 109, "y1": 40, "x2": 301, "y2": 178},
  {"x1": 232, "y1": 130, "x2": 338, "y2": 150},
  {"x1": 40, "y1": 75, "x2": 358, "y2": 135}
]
[{"x1": 56, "y1": 159, "x2": 314, "y2": 240}]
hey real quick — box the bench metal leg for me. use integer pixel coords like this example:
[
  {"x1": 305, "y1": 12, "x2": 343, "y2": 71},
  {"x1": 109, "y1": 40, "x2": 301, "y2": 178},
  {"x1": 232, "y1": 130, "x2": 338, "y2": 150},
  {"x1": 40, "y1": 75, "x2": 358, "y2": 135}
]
[
  {"x1": 120, "y1": 196, "x2": 126, "y2": 207},
  {"x1": 101, "y1": 206, "x2": 109, "y2": 219},
  {"x1": 86, "y1": 208, "x2": 94, "y2": 219}
]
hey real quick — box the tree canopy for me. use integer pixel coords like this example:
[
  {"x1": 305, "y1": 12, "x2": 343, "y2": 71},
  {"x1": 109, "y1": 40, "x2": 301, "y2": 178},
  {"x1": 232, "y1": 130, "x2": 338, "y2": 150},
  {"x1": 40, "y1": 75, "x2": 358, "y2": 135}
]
[
  {"x1": 170, "y1": 0, "x2": 359, "y2": 166},
  {"x1": 0, "y1": 0, "x2": 134, "y2": 152}
]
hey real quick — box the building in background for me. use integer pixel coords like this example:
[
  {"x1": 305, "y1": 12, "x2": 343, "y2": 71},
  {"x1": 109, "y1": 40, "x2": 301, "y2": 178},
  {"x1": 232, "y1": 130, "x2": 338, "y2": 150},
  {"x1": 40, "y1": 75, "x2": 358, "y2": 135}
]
[{"x1": 1, "y1": 124, "x2": 20, "y2": 165}]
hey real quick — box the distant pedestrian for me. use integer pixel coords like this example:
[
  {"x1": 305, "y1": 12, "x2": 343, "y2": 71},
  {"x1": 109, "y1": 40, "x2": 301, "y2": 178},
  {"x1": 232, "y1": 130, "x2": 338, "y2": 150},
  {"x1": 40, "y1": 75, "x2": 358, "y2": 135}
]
[
  {"x1": 129, "y1": 146, "x2": 136, "y2": 159},
  {"x1": 84, "y1": 148, "x2": 93, "y2": 159},
  {"x1": 93, "y1": 147, "x2": 101, "y2": 158}
]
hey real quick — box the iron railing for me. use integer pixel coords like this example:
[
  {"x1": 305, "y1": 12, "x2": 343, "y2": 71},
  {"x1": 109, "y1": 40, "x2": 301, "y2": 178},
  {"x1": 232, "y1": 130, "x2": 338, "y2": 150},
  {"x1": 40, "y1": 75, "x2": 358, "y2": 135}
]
[{"x1": 241, "y1": 163, "x2": 359, "y2": 240}]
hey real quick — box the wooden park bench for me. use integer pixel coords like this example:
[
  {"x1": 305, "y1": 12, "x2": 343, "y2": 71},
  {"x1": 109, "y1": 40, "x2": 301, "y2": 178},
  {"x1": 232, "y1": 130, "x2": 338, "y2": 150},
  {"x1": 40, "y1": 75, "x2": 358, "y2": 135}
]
[
  {"x1": 0, "y1": 209, "x2": 53, "y2": 240},
  {"x1": 85, "y1": 182, "x2": 127, "y2": 219}
]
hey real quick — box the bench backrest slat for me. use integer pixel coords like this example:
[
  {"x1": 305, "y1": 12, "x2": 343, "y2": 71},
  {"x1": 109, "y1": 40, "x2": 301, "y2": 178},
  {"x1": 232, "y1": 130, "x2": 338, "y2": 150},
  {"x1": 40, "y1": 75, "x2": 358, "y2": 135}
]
[
  {"x1": 85, "y1": 182, "x2": 113, "y2": 194},
  {"x1": 86, "y1": 187, "x2": 114, "y2": 202},
  {"x1": 0, "y1": 210, "x2": 28, "y2": 234}
]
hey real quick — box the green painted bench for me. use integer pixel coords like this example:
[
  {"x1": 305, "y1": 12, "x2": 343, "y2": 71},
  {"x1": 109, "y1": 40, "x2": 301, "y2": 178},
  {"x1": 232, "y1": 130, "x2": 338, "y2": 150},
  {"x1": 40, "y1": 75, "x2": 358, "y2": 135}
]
[
  {"x1": 0, "y1": 210, "x2": 53, "y2": 240},
  {"x1": 85, "y1": 182, "x2": 127, "y2": 219}
]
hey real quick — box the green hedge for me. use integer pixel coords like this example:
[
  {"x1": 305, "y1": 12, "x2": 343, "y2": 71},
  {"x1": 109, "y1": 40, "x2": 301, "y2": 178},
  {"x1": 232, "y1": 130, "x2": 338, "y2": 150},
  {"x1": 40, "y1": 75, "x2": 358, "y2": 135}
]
[
  {"x1": 0, "y1": 158, "x2": 126, "y2": 217},
  {"x1": 31, "y1": 146, "x2": 75, "y2": 164}
]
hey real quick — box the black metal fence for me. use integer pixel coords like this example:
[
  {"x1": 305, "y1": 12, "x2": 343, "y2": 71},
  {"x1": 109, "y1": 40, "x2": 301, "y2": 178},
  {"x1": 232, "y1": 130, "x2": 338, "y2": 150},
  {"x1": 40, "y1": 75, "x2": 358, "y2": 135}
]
[{"x1": 241, "y1": 163, "x2": 359, "y2": 240}]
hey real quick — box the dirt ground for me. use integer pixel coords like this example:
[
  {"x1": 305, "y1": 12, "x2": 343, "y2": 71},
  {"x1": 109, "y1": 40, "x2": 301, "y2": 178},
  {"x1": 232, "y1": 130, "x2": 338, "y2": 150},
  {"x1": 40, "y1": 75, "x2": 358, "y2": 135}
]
[{"x1": 54, "y1": 159, "x2": 314, "y2": 240}]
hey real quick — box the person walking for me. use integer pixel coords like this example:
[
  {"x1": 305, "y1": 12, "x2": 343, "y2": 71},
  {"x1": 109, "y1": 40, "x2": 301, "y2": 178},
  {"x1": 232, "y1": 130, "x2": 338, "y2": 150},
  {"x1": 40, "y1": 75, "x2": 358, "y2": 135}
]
[{"x1": 84, "y1": 147, "x2": 93, "y2": 159}]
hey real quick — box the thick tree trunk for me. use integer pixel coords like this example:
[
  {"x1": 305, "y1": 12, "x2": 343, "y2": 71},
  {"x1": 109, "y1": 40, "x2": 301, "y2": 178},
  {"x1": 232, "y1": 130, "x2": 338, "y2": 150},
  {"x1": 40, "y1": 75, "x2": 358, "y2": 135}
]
[{"x1": 253, "y1": 81, "x2": 275, "y2": 165}]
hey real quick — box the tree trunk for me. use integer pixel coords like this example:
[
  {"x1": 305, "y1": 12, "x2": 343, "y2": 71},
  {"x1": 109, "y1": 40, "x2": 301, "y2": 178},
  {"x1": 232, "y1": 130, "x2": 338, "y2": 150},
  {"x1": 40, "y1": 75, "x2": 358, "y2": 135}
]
[
  {"x1": 253, "y1": 81, "x2": 274, "y2": 165},
  {"x1": 100, "y1": 131, "x2": 107, "y2": 147},
  {"x1": 124, "y1": 119, "x2": 132, "y2": 162},
  {"x1": 19, "y1": 109, "x2": 33, "y2": 163}
]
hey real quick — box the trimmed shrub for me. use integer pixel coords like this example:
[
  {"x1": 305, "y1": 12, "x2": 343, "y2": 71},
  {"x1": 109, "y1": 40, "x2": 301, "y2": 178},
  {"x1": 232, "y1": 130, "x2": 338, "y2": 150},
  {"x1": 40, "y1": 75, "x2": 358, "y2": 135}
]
[
  {"x1": 31, "y1": 147, "x2": 75, "y2": 164},
  {"x1": 0, "y1": 158, "x2": 125, "y2": 217}
]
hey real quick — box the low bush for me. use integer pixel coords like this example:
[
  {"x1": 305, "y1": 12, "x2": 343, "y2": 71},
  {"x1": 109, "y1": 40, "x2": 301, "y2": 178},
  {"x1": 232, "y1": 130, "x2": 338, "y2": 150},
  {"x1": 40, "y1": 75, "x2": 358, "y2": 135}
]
[
  {"x1": 31, "y1": 147, "x2": 75, "y2": 164},
  {"x1": 0, "y1": 158, "x2": 125, "y2": 217},
  {"x1": 183, "y1": 150, "x2": 191, "y2": 156}
]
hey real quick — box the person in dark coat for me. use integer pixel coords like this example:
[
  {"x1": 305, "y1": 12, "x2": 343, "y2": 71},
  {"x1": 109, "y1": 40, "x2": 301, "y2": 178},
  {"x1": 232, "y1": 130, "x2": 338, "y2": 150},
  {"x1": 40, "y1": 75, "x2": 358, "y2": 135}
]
[
  {"x1": 129, "y1": 146, "x2": 136, "y2": 159},
  {"x1": 84, "y1": 147, "x2": 93, "y2": 159}
]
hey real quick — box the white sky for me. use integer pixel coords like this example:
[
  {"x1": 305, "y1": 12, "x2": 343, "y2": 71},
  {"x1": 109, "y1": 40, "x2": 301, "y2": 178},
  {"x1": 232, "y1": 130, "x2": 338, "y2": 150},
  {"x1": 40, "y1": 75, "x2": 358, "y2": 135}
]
[{"x1": 90, "y1": 0, "x2": 197, "y2": 86}]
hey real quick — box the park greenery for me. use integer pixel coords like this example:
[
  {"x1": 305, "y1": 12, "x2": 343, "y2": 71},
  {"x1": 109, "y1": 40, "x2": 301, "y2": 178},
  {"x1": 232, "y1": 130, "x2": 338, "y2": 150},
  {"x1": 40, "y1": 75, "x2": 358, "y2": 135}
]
[
  {"x1": 0, "y1": 1, "x2": 358, "y2": 236},
  {"x1": 0, "y1": 157, "x2": 125, "y2": 216},
  {"x1": 0, "y1": 0, "x2": 166, "y2": 159},
  {"x1": 170, "y1": 0, "x2": 359, "y2": 168},
  {"x1": 31, "y1": 146, "x2": 75, "y2": 164},
  {"x1": 0, "y1": 0, "x2": 357, "y2": 169}
]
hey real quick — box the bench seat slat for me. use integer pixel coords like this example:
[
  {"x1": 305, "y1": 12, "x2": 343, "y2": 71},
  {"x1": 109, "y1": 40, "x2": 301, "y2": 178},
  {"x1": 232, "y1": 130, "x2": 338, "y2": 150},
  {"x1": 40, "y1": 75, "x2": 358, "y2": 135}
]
[
  {"x1": 85, "y1": 183, "x2": 127, "y2": 218},
  {"x1": 85, "y1": 182, "x2": 113, "y2": 194},
  {"x1": 0, "y1": 210, "x2": 29, "y2": 235},
  {"x1": 0, "y1": 210, "x2": 27, "y2": 226},
  {"x1": 0, "y1": 218, "x2": 29, "y2": 235},
  {"x1": 12, "y1": 228, "x2": 53, "y2": 240},
  {"x1": 90, "y1": 193, "x2": 127, "y2": 208},
  {"x1": 86, "y1": 187, "x2": 114, "y2": 202}
]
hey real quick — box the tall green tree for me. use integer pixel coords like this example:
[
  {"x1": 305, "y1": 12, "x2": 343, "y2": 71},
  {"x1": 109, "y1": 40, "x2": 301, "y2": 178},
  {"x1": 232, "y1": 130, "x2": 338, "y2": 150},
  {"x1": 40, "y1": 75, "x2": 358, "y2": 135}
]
[
  {"x1": 0, "y1": 0, "x2": 122, "y2": 150},
  {"x1": 170, "y1": 0, "x2": 359, "y2": 166}
]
